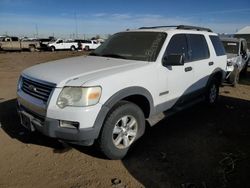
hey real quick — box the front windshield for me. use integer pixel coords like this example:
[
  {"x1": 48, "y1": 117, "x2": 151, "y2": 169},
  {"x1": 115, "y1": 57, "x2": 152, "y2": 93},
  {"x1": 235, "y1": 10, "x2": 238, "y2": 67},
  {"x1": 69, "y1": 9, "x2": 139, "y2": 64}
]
[
  {"x1": 222, "y1": 41, "x2": 239, "y2": 54},
  {"x1": 92, "y1": 32, "x2": 167, "y2": 61}
]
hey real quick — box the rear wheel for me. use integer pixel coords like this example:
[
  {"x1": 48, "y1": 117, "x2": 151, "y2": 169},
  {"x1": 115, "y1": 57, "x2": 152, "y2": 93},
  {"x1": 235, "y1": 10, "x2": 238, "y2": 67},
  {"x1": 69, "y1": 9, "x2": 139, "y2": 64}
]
[
  {"x1": 206, "y1": 78, "x2": 219, "y2": 105},
  {"x1": 70, "y1": 45, "x2": 76, "y2": 51},
  {"x1": 29, "y1": 46, "x2": 35, "y2": 52},
  {"x1": 99, "y1": 101, "x2": 145, "y2": 159}
]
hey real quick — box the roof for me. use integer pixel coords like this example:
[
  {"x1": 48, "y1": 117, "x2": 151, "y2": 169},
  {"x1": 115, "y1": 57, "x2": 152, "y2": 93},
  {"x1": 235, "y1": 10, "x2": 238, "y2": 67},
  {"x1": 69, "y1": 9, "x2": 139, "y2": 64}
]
[{"x1": 236, "y1": 26, "x2": 250, "y2": 34}]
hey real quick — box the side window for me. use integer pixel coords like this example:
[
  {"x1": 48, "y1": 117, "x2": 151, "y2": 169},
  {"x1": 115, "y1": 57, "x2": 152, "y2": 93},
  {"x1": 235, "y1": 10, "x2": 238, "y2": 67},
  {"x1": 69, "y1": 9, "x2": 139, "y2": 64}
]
[
  {"x1": 209, "y1": 35, "x2": 225, "y2": 56},
  {"x1": 188, "y1": 34, "x2": 209, "y2": 61},
  {"x1": 165, "y1": 34, "x2": 189, "y2": 62},
  {"x1": 11, "y1": 37, "x2": 19, "y2": 41}
]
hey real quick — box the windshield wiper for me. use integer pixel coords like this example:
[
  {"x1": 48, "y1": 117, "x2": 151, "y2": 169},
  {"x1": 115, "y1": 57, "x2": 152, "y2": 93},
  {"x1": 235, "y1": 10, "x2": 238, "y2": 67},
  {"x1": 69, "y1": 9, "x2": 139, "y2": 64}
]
[{"x1": 101, "y1": 53, "x2": 127, "y2": 59}]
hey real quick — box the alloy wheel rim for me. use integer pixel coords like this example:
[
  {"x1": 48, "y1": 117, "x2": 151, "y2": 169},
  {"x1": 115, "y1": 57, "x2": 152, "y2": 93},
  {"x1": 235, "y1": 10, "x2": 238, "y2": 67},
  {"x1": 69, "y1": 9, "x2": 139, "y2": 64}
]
[
  {"x1": 209, "y1": 84, "x2": 217, "y2": 103},
  {"x1": 112, "y1": 115, "x2": 138, "y2": 149}
]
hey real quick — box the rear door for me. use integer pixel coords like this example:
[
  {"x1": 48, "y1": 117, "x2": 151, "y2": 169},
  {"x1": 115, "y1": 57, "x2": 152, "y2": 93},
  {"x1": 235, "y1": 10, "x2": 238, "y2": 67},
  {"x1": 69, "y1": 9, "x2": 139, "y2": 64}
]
[{"x1": 186, "y1": 34, "x2": 211, "y2": 91}]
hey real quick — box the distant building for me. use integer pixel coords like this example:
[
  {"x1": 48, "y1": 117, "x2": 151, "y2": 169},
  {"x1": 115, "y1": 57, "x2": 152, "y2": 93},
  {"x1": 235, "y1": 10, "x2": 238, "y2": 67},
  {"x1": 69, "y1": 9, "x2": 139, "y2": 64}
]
[{"x1": 234, "y1": 26, "x2": 250, "y2": 48}]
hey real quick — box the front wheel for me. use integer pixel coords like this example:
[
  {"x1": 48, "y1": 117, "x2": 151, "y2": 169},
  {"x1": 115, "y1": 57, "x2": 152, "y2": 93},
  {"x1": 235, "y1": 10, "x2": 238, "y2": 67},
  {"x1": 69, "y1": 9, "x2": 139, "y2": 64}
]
[
  {"x1": 98, "y1": 101, "x2": 145, "y2": 159},
  {"x1": 228, "y1": 67, "x2": 239, "y2": 87},
  {"x1": 50, "y1": 46, "x2": 55, "y2": 52},
  {"x1": 205, "y1": 78, "x2": 219, "y2": 105},
  {"x1": 84, "y1": 46, "x2": 90, "y2": 51}
]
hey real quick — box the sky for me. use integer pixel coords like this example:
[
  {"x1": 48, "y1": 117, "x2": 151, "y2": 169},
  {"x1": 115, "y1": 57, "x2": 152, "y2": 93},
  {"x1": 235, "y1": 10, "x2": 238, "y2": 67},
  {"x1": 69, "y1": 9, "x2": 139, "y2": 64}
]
[{"x1": 0, "y1": 0, "x2": 250, "y2": 38}]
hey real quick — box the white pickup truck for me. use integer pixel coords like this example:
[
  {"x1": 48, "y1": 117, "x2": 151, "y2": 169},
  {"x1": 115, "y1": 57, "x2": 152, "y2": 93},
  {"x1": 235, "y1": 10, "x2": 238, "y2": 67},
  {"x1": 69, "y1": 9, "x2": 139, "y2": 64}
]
[
  {"x1": 48, "y1": 39, "x2": 79, "y2": 51},
  {"x1": 80, "y1": 40, "x2": 101, "y2": 51}
]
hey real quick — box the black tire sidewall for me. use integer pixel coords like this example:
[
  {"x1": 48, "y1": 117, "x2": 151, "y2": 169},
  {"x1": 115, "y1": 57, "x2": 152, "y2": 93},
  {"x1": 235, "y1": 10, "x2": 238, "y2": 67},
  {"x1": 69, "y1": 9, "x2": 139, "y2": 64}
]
[
  {"x1": 229, "y1": 67, "x2": 239, "y2": 86},
  {"x1": 99, "y1": 101, "x2": 145, "y2": 159},
  {"x1": 29, "y1": 46, "x2": 35, "y2": 52},
  {"x1": 206, "y1": 78, "x2": 219, "y2": 105},
  {"x1": 51, "y1": 46, "x2": 55, "y2": 52},
  {"x1": 71, "y1": 46, "x2": 75, "y2": 51},
  {"x1": 85, "y1": 46, "x2": 89, "y2": 51}
]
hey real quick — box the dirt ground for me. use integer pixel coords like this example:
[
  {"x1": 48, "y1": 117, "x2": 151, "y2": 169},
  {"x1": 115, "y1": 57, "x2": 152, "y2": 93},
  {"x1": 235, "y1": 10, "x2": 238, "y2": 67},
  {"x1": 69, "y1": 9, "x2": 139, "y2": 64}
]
[{"x1": 0, "y1": 51, "x2": 249, "y2": 188}]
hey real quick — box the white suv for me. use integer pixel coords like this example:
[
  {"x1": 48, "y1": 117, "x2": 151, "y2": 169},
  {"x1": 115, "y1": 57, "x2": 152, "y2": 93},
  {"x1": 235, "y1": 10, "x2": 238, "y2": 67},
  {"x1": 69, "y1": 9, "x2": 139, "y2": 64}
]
[{"x1": 17, "y1": 25, "x2": 227, "y2": 159}]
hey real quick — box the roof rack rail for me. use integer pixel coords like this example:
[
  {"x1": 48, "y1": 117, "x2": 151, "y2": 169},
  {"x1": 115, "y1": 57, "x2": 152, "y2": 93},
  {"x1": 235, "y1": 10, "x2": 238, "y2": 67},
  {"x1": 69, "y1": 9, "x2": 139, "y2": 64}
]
[
  {"x1": 139, "y1": 26, "x2": 177, "y2": 29},
  {"x1": 177, "y1": 25, "x2": 212, "y2": 32},
  {"x1": 139, "y1": 25, "x2": 212, "y2": 32}
]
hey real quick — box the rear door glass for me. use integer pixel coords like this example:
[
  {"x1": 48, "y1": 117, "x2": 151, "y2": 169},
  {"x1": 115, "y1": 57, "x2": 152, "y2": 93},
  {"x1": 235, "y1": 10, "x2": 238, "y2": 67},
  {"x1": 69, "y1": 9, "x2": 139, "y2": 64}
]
[{"x1": 187, "y1": 34, "x2": 210, "y2": 61}]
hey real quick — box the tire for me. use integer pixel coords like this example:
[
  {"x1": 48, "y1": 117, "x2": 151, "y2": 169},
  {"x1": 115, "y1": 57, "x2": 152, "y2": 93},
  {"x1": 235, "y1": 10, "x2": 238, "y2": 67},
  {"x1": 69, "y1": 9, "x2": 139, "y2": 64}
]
[
  {"x1": 29, "y1": 46, "x2": 35, "y2": 52},
  {"x1": 205, "y1": 78, "x2": 219, "y2": 105},
  {"x1": 50, "y1": 46, "x2": 55, "y2": 52},
  {"x1": 70, "y1": 45, "x2": 76, "y2": 51},
  {"x1": 228, "y1": 67, "x2": 239, "y2": 87},
  {"x1": 241, "y1": 61, "x2": 248, "y2": 77},
  {"x1": 84, "y1": 46, "x2": 90, "y2": 51},
  {"x1": 98, "y1": 101, "x2": 145, "y2": 159}
]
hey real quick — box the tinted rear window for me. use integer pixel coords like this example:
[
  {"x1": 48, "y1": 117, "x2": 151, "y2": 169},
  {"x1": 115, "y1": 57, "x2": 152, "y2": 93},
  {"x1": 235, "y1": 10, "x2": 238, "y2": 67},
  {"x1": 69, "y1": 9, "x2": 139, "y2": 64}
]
[
  {"x1": 209, "y1": 36, "x2": 225, "y2": 56},
  {"x1": 188, "y1": 34, "x2": 210, "y2": 61}
]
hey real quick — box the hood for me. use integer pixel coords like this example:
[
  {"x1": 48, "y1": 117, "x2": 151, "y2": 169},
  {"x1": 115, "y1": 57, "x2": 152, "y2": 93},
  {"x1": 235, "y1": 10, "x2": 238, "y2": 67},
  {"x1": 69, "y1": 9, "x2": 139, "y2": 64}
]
[
  {"x1": 226, "y1": 53, "x2": 238, "y2": 59},
  {"x1": 22, "y1": 55, "x2": 146, "y2": 87}
]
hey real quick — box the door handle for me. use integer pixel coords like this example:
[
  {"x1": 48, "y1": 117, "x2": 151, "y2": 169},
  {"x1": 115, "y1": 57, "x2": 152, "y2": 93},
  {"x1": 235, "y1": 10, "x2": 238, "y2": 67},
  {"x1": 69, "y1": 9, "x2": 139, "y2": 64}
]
[
  {"x1": 209, "y1": 61, "x2": 214, "y2": 66},
  {"x1": 185, "y1": 67, "x2": 192, "y2": 72}
]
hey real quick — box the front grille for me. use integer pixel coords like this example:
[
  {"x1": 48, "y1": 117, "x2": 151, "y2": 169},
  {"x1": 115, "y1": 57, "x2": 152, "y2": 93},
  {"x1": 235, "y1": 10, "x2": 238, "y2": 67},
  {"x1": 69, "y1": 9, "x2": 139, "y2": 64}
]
[{"x1": 21, "y1": 76, "x2": 55, "y2": 103}]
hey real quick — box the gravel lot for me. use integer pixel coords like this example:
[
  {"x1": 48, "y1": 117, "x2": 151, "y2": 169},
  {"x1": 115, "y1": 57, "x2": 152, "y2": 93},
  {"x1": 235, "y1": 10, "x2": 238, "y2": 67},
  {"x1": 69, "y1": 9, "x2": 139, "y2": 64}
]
[{"x1": 0, "y1": 51, "x2": 249, "y2": 188}]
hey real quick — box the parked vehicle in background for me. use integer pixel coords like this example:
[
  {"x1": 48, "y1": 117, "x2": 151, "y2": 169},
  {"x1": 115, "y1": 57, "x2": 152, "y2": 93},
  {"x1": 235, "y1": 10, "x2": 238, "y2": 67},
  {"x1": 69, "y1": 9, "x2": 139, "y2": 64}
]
[
  {"x1": 221, "y1": 37, "x2": 249, "y2": 86},
  {"x1": 79, "y1": 40, "x2": 101, "y2": 51},
  {"x1": 37, "y1": 37, "x2": 56, "y2": 51},
  {"x1": 17, "y1": 25, "x2": 227, "y2": 159},
  {"x1": 0, "y1": 36, "x2": 40, "y2": 52},
  {"x1": 48, "y1": 39, "x2": 79, "y2": 51}
]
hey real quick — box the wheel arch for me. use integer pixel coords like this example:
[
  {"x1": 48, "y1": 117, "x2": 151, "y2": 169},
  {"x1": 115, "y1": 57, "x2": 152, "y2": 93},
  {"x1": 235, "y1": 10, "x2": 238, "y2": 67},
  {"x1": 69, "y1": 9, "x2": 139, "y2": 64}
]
[
  {"x1": 207, "y1": 68, "x2": 224, "y2": 86},
  {"x1": 92, "y1": 87, "x2": 154, "y2": 139}
]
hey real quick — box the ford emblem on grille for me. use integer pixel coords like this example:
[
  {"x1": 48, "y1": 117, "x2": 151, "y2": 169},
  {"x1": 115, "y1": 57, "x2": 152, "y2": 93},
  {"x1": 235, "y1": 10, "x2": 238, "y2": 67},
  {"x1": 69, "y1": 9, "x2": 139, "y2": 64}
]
[{"x1": 28, "y1": 84, "x2": 37, "y2": 92}]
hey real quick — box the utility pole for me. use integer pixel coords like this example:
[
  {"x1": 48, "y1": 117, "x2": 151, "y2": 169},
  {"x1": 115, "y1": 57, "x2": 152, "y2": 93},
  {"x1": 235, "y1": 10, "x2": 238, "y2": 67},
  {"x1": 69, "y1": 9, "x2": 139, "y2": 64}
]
[
  {"x1": 35, "y1": 24, "x2": 38, "y2": 38},
  {"x1": 74, "y1": 11, "x2": 78, "y2": 39}
]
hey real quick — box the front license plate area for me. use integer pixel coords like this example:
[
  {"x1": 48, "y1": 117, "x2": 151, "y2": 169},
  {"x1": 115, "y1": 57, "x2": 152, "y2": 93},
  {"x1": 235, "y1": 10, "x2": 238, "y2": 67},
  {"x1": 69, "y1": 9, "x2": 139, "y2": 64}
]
[{"x1": 20, "y1": 111, "x2": 35, "y2": 131}]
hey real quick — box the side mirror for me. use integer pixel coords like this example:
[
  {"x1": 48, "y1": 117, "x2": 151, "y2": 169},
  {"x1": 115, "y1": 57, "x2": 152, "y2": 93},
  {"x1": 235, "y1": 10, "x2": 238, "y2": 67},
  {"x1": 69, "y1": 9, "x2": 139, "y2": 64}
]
[{"x1": 162, "y1": 54, "x2": 184, "y2": 66}]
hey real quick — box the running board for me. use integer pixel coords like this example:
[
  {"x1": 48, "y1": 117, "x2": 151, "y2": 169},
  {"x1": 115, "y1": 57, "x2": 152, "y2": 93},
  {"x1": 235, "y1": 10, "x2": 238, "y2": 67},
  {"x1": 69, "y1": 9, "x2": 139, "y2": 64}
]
[{"x1": 147, "y1": 96, "x2": 205, "y2": 126}]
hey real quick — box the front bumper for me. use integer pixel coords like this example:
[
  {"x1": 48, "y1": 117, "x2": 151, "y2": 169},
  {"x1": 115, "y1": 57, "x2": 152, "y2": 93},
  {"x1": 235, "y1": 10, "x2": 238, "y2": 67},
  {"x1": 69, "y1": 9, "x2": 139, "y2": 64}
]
[
  {"x1": 17, "y1": 89, "x2": 102, "y2": 146},
  {"x1": 17, "y1": 104, "x2": 98, "y2": 146}
]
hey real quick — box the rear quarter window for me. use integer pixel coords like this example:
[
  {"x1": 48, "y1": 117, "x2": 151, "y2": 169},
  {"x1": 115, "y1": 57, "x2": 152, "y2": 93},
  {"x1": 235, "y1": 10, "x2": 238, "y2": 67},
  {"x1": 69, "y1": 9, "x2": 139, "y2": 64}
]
[{"x1": 209, "y1": 35, "x2": 226, "y2": 56}]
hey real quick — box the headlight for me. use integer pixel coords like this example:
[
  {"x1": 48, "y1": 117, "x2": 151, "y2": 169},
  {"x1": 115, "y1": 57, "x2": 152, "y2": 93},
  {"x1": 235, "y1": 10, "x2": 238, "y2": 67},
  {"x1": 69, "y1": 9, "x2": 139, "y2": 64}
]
[
  {"x1": 57, "y1": 86, "x2": 102, "y2": 108},
  {"x1": 17, "y1": 76, "x2": 23, "y2": 91}
]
